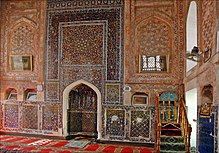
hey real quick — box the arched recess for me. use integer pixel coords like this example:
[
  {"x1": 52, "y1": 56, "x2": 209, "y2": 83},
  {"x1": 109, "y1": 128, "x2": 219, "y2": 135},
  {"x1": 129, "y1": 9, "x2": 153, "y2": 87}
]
[
  {"x1": 5, "y1": 88, "x2": 18, "y2": 100},
  {"x1": 186, "y1": 1, "x2": 197, "y2": 72},
  {"x1": 11, "y1": 17, "x2": 37, "y2": 29},
  {"x1": 135, "y1": 16, "x2": 173, "y2": 55},
  {"x1": 135, "y1": 16, "x2": 173, "y2": 73},
  {"x1": 9, "y1": 17, "x2": 37, "y2": 58},
  {"x1": 63, "y1": 79, "x2": 102, "y2": 139}
]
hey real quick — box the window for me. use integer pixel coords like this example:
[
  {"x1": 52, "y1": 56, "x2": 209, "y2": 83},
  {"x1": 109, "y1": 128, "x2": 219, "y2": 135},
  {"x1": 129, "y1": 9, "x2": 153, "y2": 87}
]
[
  {"x1": 8, "y1": 93, "x2": 17, "y2": 100},
  {"x1": 140, "y1": 55, "x2": 168, "y2": 72},
  {"x1": 132, "y1": 92, "x2": 148, "y2": 106},
  {"x1": 25, "y1": 89, "x2": 37, "y2": 101},
  {"x1": 6, "y1": 89, "x2": 17, "y2": 100},
  {"x1": 26, "y1": 92, "x2": 37, "y2": 101}
]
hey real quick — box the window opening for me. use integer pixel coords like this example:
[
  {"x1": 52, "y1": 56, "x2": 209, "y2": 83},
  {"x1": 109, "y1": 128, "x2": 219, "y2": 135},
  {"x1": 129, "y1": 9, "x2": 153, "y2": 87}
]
[
  {"x1": 141, "y1": 55, "x2": 167, "y2": 72},
  {"x1": 7, "y1": 89, "x2": 17, "y2": 100},
  {"x1": 26, "y1": 92, "x2": 37, "y2": 101}
]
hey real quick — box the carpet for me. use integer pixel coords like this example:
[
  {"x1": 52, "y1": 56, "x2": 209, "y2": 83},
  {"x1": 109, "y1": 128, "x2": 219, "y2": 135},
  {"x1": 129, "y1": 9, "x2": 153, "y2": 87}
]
[
  {"x1": 140, "y1": 148, "x2": 153, "y2": 153},
  {"x1": 0, "y1": 136, "x2": 14, "y2": 140},
  {"x1": 0, "y1": 134, "x2": 155, "y2": 153},
  {"x1": 65, "y1": 140, "x2": 91, "y2": 148},
  {"x1": 4, "y1": 137, "x2": 25, "y2": 142},
  {"x1": 51, "y1": 141, "x2": 69, "y2": 147},
  {"x1": 102, "y1": 146, "x2": 116, "y2": 152},
  {"x1": 121, "y1": 147, "x2": 133, "y2": 153},
  {"x1": 58, "y1": 150, "x2": 72, "y2": 153},
  {"x1": 20, "y1": 146, "x2": 37, "y2": 152},
  {"x1": 85, "y1": 144, "x2": 100, "y2": 151},
  {"x1": 21, "y1": 138, "x2": 41, "y2": 144}
]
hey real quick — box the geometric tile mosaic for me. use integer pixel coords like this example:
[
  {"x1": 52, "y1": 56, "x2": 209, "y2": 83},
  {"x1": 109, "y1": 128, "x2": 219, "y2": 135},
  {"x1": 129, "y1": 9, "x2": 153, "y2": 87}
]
[
  {"x1": 11, "y1": 24, "x2": 35, "y2": 55},
  {"x1": 106, "y1": 109, "x2": 125, "y2": 137},
  {"x1": 46, "y1": 0, "x2": 124, "y2": 106},
  {"x1": 105, "y1": 84, "x2": 120, "y2": 104},
  {"x1": 5, "y1": 104, "x2": 19, "y2": 128},
  {"x1": 22, "y1": 105, "x2": 38, "y2": 129},
  {"x1": 61, "y1": 22, "x2": 105, "y2": 66},
  {"x1": 46, "y1": 1, "x2": 123, "y2": 81},
  {"x1": 130, "y1": 110, "x2": 150, "y2": 138},
  {"x1": 103, "y1": 106, "x2": 156, "y2": 143},
  {"x1": 46, "y1": 83, "x2": 59, "y2": 100},
  {"x1": 42, "y1": 104, "x2": 59, "y2": 131},
  {"x1": 159, "y1": 91, "x2": 178, "y2": 101}
]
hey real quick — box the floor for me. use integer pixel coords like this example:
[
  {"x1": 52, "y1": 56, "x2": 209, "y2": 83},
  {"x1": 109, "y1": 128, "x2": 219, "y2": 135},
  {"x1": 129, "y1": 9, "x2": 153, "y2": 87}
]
[{"x1": 0, "y1": 134, "x2": 154, "y2": 153}]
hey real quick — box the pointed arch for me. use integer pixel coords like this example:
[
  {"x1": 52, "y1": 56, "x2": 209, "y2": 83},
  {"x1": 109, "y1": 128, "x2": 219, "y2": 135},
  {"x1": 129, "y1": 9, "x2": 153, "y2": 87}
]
[
  {"x1": 62, "y1": 79, "x2": 102, "y2": 139},
  {"x1": 186, "y1": 1, "x2": 197, "y2": 72},
  {"x1": 9, "y1": 17, "x2": 37, "y2": 56},
  {"x1": 135, "y1": 16, "x2": 173, "y2": 55},
  {"x1": 11, "y1": 17, "x2": 36, "y2": 30}
]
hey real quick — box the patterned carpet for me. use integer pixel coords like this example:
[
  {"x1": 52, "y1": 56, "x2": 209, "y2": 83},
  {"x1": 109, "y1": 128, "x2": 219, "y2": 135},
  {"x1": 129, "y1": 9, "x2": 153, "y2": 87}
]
[{"x1": 0, "y1": 135, "x2": 154, "y2": 153}]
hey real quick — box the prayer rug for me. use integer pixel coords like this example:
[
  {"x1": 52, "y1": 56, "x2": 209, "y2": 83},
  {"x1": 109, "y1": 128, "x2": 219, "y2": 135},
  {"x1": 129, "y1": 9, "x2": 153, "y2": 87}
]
[{"x1": 65, "y1": 140, "x2": 91, "y2": 148}]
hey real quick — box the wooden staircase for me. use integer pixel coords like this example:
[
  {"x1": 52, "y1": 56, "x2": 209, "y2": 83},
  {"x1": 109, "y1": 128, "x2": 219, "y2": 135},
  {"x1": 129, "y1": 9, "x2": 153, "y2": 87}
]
[
  {"x1": 160, "y1": 123, "x2": 186, "y2": 153},
  {"x1": 155, "y1": 92, "x2": 192, "y2": 153}
]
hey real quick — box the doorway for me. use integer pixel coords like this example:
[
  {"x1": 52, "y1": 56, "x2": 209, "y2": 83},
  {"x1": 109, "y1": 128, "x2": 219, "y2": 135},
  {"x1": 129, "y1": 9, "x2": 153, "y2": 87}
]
[{"x1": 67, "y1": 84, "x2": 97, "y2": 137}]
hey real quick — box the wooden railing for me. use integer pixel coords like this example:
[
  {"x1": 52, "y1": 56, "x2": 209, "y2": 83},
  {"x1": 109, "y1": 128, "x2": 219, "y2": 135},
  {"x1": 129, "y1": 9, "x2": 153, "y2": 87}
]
[
  {"x1": 155, "y1": 95, "x2": 192, "y2": 153},
  {"x1": 178, "y1": 97, "x2": 192, "y2": 153}
]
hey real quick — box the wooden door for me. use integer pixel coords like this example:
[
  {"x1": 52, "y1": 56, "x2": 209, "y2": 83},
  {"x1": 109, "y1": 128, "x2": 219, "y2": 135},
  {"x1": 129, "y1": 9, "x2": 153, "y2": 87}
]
[{"x1": 67, "y1": 84, "x2": 97, "y2": 136}]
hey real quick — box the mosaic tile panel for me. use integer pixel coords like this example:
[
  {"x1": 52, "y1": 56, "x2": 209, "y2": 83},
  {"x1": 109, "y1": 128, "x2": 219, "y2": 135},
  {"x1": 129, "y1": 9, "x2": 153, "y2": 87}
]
[
  {"x1": 46, "y1": 4, "x2": 123, "y2": 81},
  {"x1": 47, "y1": 0, "x2": 123, "y2": 10},
  {"x1": 5, "y1": 104, "x2": 19, "y2": 128},
  {"x1": 103, "y1": 106, "x2": 156, "y2": 142},
  {"x1": 46, "y1": 1, "x2": 124, "y2": 110},
  {"x1": 105, "y1": 84, "x2": 120, "y2": 104},
  {"x1": 58, "y1": 104, "x2": 63, "y2": 128},
  {"x1": 130, "y1": 110, "x2": 150, "y2": 138},
  {"x1": 61, "y1": 22, "x2": 105, "y2": 66},
  {"x1": 106, "y1": 109, "x2": 125, "y2": 137},
  {"x1": 61, "y1": 65, "x2": 104, "y2": 92},
  {"x1": 42, "y1": 104, "x2": 59, "y2": 131},
  {"x1": 11, "y1": 24, "x2": 35, "y2": 55},
  {"x1": 46, "y1": 82, "x2": 59, "y2": 100},
  {"x1": 160, "y1": 91, "x2": 178, "y2": 101},
  {"x1": 22, "y1": 105, "x2": 38, "y2": 129}
]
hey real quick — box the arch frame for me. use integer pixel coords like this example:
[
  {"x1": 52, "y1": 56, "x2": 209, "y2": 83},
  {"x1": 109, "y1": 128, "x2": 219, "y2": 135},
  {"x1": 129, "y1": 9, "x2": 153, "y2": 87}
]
[{"x1": 62, "y1": 79, "x2": 102, "y2": 139}]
